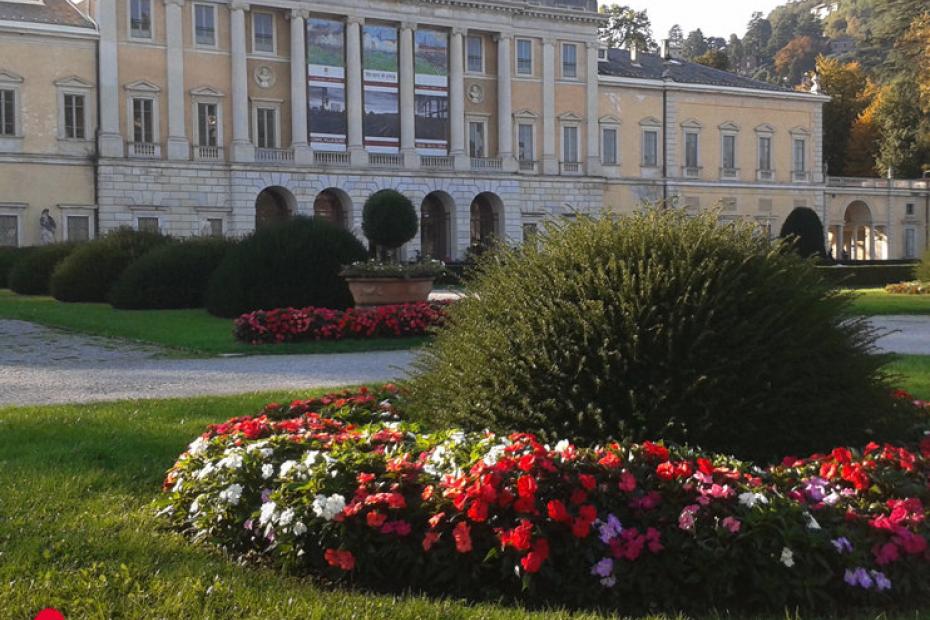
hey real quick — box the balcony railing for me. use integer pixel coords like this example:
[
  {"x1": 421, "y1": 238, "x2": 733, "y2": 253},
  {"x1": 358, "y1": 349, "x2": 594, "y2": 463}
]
[
  {"x1": 827, "y1": 177, "x2": 930, "y2": 190},
  {"x1": 471, "y1": 157, "x2": 502, "y2": 170},
  {"x1": 757, "y1": 168, "x2": 775, "y2": 182},
  {"x1": 720, "y1": 167, "x2": 739, "y2": 180},
  {"x1": 314, "y1": 150, "x2": 351, "y2": 167},
  {"x1": 518, "y1": 159, "x2": 537, "y2": 173},
  {"x1": 792, "y1": 170, "x2": 811, "y2": 183},
  {"x1": 193, "y1": 145, "x2": 222, "y2": 160},
  {"x1": 420, "y1": 155, "x2": 454, "y2": 169},
  {"x1": 127, "y1": 142, "x2": 160, "y2": 159},
  {"x1": 682, "y1": 165, "x2": 702, "y2": 178},
  {"x1": 255, "y1": 147, "x2": 294, "y2": 163},
  {"x1": 560, "y1": 161, "x2": 582, "y2": 175},
  {"x1": 368, "y1": 152, "x2": 402, "y2": 168}
]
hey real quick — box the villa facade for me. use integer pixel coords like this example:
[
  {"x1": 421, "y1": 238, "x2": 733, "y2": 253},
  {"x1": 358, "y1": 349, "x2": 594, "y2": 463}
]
[{"x1": 0, "y1": 0, "x2": 927, "y2": 260}]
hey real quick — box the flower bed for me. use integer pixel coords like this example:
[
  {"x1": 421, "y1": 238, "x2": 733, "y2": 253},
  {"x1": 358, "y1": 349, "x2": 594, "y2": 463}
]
[
  {"x1": 159, "y1": 386, "x2": 930, "y2": 613},
  {"x1": 234, "y1": 301, "x2": 449, "y2": 344},
  {"x1": 885, "y1": 281, "x2": 930, "y2": 295}
]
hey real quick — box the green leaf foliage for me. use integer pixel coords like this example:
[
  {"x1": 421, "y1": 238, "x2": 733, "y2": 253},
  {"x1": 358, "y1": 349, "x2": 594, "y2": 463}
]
[
  {"x1": 0, "y1": 246, "x2": 36, "y2": 290},
  {"x1": 409, "y1": 208, "x2": 910, "y2": 462},
  {"x1": 362, "y1": 190, "x2": 418, "y2": 251},
  {"x1": 779, "y1": 206, "x2": 827, "y2": 259},
  {"x1": 8, "y1": 243, "x2": 78, "y2": 295}
]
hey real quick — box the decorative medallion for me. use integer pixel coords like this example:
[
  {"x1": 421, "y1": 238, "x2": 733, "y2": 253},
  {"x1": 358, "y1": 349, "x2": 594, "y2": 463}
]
[
  {"x1": 467, "y1": 83, "x2": 484, "y2": 103},
  {"x1": 254, "y1": 65, "x2": 276, "y2": 89}
]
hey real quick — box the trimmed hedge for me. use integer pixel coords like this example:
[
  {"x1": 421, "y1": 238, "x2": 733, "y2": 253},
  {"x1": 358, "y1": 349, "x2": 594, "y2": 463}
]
[
  {"x1": 0, "y1": 246, "x2": 34, "y2": 289},
  {"x1": 204, "y1": 216, "x2": 368, "y2": 318},
  {"x1": 8, "y1": 243, "x2": 77, "y2": 295},
  {"x1": 818, "y1": 264, "x2": 918, "y2": 288},
  {"x1": 109, "y1": 237, "x2": 235, "y2": 309},
  {"x1": 50, "y1": 228, "x2": 169, "y2": 302}
]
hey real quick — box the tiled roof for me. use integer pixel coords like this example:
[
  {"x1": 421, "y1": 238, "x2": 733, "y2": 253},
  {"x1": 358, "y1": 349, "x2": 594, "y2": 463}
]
[
  {"x1": 598, "y1": 48, "x2": 795, "y2": 94},
  {"x1": 0, "y1": 0, "x2": 95, "y2": 30}
]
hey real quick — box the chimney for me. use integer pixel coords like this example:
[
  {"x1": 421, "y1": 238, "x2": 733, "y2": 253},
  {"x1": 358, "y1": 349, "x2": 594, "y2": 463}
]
[
  {"x1": 629, "y1": 45, "x2": 639, "y2": 64},
  {"x1": 660, "y1": 39, "x2": 672, "y2": 60}
]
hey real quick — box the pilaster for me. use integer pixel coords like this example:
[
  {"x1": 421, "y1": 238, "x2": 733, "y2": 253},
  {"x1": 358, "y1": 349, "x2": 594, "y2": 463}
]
[
  {"x1": 399, "y1": 22, "x2": 418, "y2": 169},
  {"x1": 230, "y1": 1, "x2": 253, "y2": 162},
  {"x1": 165, "y1": 0, "x2": 189, "y2": 160},
  {"x1": 496, "y1": 33, "x2": 517, "y2": 172},
  {"x1": 290, "y1": 9, "x2": 311, "y2": 164},
  {"x1": 541, "y1": 37, "x2": 557, "y2": 175},
  {"x1": 449, "y1": 27, "x2": 468, "y2": 170},
  {"x1": 96, "y1": 0, "x2": 123, "y2": 157},
  {"x1": 346, "y1": 16, "x2": 366, "y2": 166}
]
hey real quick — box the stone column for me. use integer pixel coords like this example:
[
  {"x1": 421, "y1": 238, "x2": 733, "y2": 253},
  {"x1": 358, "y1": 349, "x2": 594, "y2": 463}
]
[
  {"x1": 836, "y1": 225, "x2": 844, "y2": 261},
  {"x1": 165, "y1": 0, "x2": 189, "y2": 160},
  {"x1": 541, "y1": 38, "x2": 557, "y2": 175},
  {"x1": 585, "y1": 41, "x2": 601, "y2": 176},
  {"x1": 290, "y1": 9, "x2": 311, "y2": 164},
  {"x1": 230, "y1": 1, "x2": 253, "y2": 162},
  {"x1": 496, "y1": 33, "x2": 517, "y2": 172},
  {"x1": 449, "y1": 27, "x2": 468, "y2": 170},
  {"x1": 399, "y1": 22, "x2": 418, "y2": 169},
  {"x1": 346, "y1": 16, "x2": 366, "y2": 166},
  {"x1": 96, "y1": 0, "x2": 123, "y2": 157},
  {"x1": 869, "y1": 224, "x2": 876, "y2": 260}
]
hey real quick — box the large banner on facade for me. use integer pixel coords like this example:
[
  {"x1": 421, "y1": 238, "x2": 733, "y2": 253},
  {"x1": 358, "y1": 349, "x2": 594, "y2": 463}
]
[
  {"x1": 362, "y1": 24, "x2": 399, "y2": 153},
  {"x1": 307, "y1": 18, "x2": 347, "y2": 151},
  {"x1": 414, "y1": 29, "x2": 449, "y2": 155}
]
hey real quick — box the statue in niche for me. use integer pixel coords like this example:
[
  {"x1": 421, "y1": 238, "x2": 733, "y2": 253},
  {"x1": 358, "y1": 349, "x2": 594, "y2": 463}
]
[{"x1": 39, "y1": 209, "x2": 56, "y2": 245}]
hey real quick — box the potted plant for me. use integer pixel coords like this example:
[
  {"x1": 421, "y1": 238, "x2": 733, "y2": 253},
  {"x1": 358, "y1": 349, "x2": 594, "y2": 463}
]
[{"x1": 341, "y1": 189, "x2": 444, "y2": 307}]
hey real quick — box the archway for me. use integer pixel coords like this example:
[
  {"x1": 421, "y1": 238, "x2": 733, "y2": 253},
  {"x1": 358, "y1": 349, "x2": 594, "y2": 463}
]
[
  {"x1": 255, "y1": 186, "x2": 296, "y2": 229},
  {"x1": 420, "y1": 191, "x2": 454, "y2": 261},
  {"x1": 313, "y1": 188, "x2": 350, "y2": 229},
  {"x1": 469, "y1": 192, "x2": 502, "y2": 251},
  {"x1": 839, "y1": 201, "x2": 873, "y2": 261}
]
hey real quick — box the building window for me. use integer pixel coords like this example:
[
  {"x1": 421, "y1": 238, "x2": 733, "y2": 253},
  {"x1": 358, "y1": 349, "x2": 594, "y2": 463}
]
[
  {"x1": 253, "y1": 13, "x2": 275, "y2": 54},
  {"x1": 907, "y1": 203, "x2": 915, "y2": 216},
  {"x1": 137, "y1": 216, "x2": 160, "y2": 233},
  {"x1": 63, "y1": 94, "x2": 85, "y2": 140},
  {"x1": 207, "y1": 218, "x2": 223, "y2": 237},
  {"x1": 722, "y1": 134, "x2": 736, "y2": 171},
  {"x1": 132, "y1": 98, "x2": 155, "y2": 143},
  {"x1": 793, "y1": 138, "x2": 806, "y2": 173},
  {"x1": 758, "y1": 136, "x2": 772, "y2": 172},
  {"x1": 197, "y1": 102, "x2": 218, "y2": 147},
  {"x1": 129, "y1": 0, "x2": 152, "y2": 39},
  {"x1": 0, "y1": 89, "x2": 14, "y2": 136},
  {"x1": 642, "y1": 129, "x2": 658, "y2": 167},
  {"x1": 66, "y1": 215, "x2": 90, "y2": 242},
  {"x1": 466, "y1": 36, "x2": 483, "y2": 73},
  {"x1": 256, "y1": 107, "x2": 277, "y2": 148},
  {"x1": 522, "y1": 222, "x2": 538, "y2": 242},
  {"x1": 906, "y1": 228, "x2": 916, "y2": 259},
  {"x1": 601, "y1": 127, "x2": 617, "y2": 165},
  {"x1": 468, "y1": 121, "x2": 486, "y2": 158},
  {"x1": 561, "y1": 43, "x2": 577, "y2": 79},
  {"x1": 0, "y1": 214, "x2": 18, "y2": 247},
  {"x1": 194, "y1": 4, "x2": 216, "y2": 47},
  {"x1": 684, "y1": 132, "x2": 699, "y2": 169},
  {"x1": 516, "y1": 39, "x2": 533, "y2": 75},
  {"x1": 517, "y1": 123, "x2": 534, "y2": 161},
  {"x1": 562, "y1": 125, "x2": 579, "y2": 163}
]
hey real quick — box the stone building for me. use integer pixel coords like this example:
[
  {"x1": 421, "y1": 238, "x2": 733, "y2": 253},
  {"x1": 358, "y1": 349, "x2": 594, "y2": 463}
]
[{"x1": 0, "y1": 0, "x2": 927, "y2": 260}]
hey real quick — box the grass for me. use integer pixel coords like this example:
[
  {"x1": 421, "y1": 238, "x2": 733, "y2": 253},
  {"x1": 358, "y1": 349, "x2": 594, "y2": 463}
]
[
  {"x1": 848, "y1": 288, "x2": 930, "y2": 316},
  {"x1": 6, "y1": 387, "x2": 930, "y2": 619},
  {"x1": 0, "y1": 290, "x2": 425, "y2": 357}
]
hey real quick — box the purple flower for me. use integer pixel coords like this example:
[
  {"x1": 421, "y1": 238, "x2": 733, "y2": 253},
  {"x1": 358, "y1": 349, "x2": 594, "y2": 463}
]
[
  {"x1": 244, "y1": 518, "x2": 254, "y2": 531},
  {"x1": 591, "y1": 557, "x2": 614, "y2": 578},
  {"x1": 803, "y1": 476, "x2": 829, "y2": 502},
  {"x1": 831, "y1": 537, "x2": 853, "y2": 553},
  {"x1": 871, "y1": 570, "x2": 892, "y2": 592},
  {"x1": 598, "y1": 514, "x2": 623, "y2": 544},
  {"x1": 261, "y1": 488, "x2": 272, "y2": 503},
  {"x1": 844, "y1": 567, "x2": 873, "y2": 589}
]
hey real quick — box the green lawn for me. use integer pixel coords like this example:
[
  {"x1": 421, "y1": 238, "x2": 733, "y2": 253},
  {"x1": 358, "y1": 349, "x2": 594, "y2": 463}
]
[
  {"x1": 5, "y1": 387, "x2": 930, "y2": 619},
  {"x1": 0, "y1": 290, "x2": 425, "y2": 357},
  {"x1": 848, "y1": 288, "x2": 930, "y2": 316}
]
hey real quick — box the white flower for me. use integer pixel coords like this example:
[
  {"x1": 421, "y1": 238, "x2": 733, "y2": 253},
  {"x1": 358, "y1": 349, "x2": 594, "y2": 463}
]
[
  {"x1": 483, "y1": 444, "x2": 507, "y2": 466},
  {"x1": 554, "y1": 439, "x2": 571, "y2": 454},
  {"x1": 187, "y1": 437, "x2": 209, "y2": 456},
  {"x1": 278, "y1": 508, "x2": 295, "y2": 527},
  {"x1": 259, "y1": 501, "x2": 277, "y2": 526},
  {"x1": 302, "y1": 451, "x2": 321, "y2": 467},
  {"x1": 217, "y1": 450, "x2": 244, "y2": 470},
  {"x1": 246, "y1": 440, "x2": 269, "y2": 453},
  {"x1": 219, "y1": 483, "x2": 243, "y2": 506},
  {"x1": 195, "y1": 462, "x2": 216, "y2": 480},
  {"x1": 261, "y1": 464, "x2": 274, "y2": 479},
  {"x1": 738, "y1": 492, "x2": 769, "y2": 509},
  {"x1": 312, "y1": 493, "x2": 346, "y2": 521},
  {"x1": 780, "y1": 547, "x2": 795, "y2": 568},
  {"x1": 822, "y1": 491, "x2": 842, "y2": 506},
  {"x1": 279, "y1": 460, "x2": 298, "y2": 478},
  {"x1": 804, "y1": 512, "x2": 821, "y2": 530},
  {"x1": 292, "y1": 521, "x2": 307, "y2": 536},
  {"x1": 449, "y1": 431, "x2": 466, "y2": 445}
]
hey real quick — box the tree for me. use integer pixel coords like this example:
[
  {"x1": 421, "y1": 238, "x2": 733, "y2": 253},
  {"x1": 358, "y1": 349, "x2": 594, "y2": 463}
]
[
  {"x1": 682, "y1": 29, "x2": 708, "y2": 59},
  {"x1": 694, "y1": 50, "x2": 729, "y2": 71},
  {"x1": 845, "y1": 90, "x2": 883, "y2": 177},
  {"x1": 898, "y1": 13, "x2": 930, "y2": 114},
  {"x1": 817, "y1": 56, "x2": 873, "y2": 176},
  {"x1": 779, "y1": 207, "x2": 826, "y2": 259},
  {"x1": 768, "y1": 10, "x2": 799, "y2": 57},
  {"x1": 706, "y1": 36, "x2": 728, "y2": 52},
  {"x1": 873, "y1": 80, "x2": 928, "y2": 178},
  {"x1": 727, "y1": 34, "x2": 745, "y2": 72},
  {"x1": 667, "y1": 24, "x2": 684, "y2": 54},
  {"x1": 743, "y1": 12, "x2": 773, "y2": 67},
  {"x1": 599, "y1": 5, "x2": 657, "y2": 52},
  {"x1": 774, "y1": 36, "x2": 819, "y2": 85}
]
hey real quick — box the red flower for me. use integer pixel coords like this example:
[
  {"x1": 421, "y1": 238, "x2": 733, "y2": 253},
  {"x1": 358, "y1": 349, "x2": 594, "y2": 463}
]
[
  {"x1": 501, "y1": 519, "x2": 534, "y2": 550},
  {"x1": 324, "y1": 548, "x2": 355, "y2": 571},
  {"x1": 578, "y1": 504, "x2": 598, "y2": 523},
  {"x1": 617, "y1": 471, "x2": 637, "y2": 493},
  {"x1": 642, "y1": 441, "x2": 670, "y2": 462},
  {"x1": 428, "y1": 512, "x2": 445, "y2": 529},
  {"x1": 453, "y1": 521, "x2": 472, "y2": 553},
  {"x1": 467, "y1": 500, "x2": 489, "y2": 522},
  {"x1": 578, "y1": 474, "x2": 597, "y2": 491},
  {"x1": 571, "y1": 517, "x2": 591, "y2": 538},
  {"x1": 546, "y1": 499, "x2": 570, "y2": 523},
  {"x1": 656, "y1": 462, "x2": 675, "y2": 480},
  {"x1": 696, "y1": 457, "x2": 714, "y2": 475},
  {"x1": 517, "y1": 475, "x2": 538, "y2": 498},
  {"x1": 520, "y1": 538, "x2": 550, "y2": 573},
  {"x1": 599, "y1": 452, "x2": 622, "y2": 468},
  {"x1": 570, "y1": 488, "x2": 588, "y2": 506},
  {"x1": 518, "y1": 454, "x2": 536, "y2": 472},
  {"x1": 422, "y1": 531, "x2": 440, "y2": 552},
  {"x1": 366, "y1": 511, "x2": 387, "y2": 528}
]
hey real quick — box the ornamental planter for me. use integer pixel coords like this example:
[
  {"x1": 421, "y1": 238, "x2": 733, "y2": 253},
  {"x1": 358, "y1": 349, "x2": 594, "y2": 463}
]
[{"x1": 345, "y1": 276, "x2": 435, "y2": 307}]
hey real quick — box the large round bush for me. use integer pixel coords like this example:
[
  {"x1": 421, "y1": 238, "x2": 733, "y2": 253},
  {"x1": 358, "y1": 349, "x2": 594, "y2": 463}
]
[
  {"x1": 0, "y1": 246, "x2": 34, "y2": 289},
  {"x1": 50, "y1": 228, "x2": 169, "y2": 302},
  {"x1": 362, "y1": 189, "x2": 417, "y2": 253},
  {"x1": 779, "y1": 206, "x2": 826, "y2": 259},
  {"x1": 410, "y1": 209, "x2": 909, "y2": 461},
  {"x1": 204, "y1": 216, "x2": 368, "y2": 317},
  {"x1": 9, "y1": 243, "x2": 77, "y2": 295},
  {"x1": 109, "y1": 237, "x2": 235, "y2": 309}
]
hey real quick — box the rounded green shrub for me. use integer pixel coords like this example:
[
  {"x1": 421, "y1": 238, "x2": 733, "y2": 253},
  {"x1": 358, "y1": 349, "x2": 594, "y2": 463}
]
[
  {"x1": 915, "y1": 247, "x2": 930, "y2": 282},
  {"x1": 410, "y1": 209, "x2": 909, "y2": 462},
  {"x1": 362, "y1": 189, "x2": 417, "y2": 253},
  {"x1": 0, "y1": 246, "x2": 34, "y2": 289},
  {"x1": 204, "y1": 216, "x2": 368, "y2": 317},
  {"x1": 779, "y1": 206, "x2": 826, "y2": 259},
  {"x1": 50, "y1": 228, "x2": 169, "y2": 302},
  {"x1": 8, "y1": 243, "x2": 77, "y2": 295},
  {"x1": 109, "y1": 237, "x2": 235, "y2": 309}
]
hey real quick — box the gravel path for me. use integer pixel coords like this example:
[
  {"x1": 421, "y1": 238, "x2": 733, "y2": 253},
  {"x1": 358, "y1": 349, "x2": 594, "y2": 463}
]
[
  {"x1": 870, "y1": 315, "x2": 930, "y2": 356},
  {"x1": 0, "y1": 320, "x2": 416, "y2": 407}
]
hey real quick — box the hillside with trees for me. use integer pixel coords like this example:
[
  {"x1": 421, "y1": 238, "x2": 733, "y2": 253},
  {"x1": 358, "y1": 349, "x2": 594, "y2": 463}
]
[{"x1": 598, "y1": 0, "x2": 930, "y2": 178}]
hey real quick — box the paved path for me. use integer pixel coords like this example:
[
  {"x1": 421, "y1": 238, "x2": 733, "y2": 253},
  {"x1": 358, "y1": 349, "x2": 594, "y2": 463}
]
[
  {"x1": 0, "y1": 320, "x2": 416, "y2": 407},
  {"x1": 870, "y1": 315, "x2": 930, "y2": 356}
]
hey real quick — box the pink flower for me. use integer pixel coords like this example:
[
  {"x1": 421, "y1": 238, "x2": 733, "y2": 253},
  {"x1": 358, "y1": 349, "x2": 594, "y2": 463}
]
[{"x1": 721, "y1": 516, "x2": 742, "y2": 534}]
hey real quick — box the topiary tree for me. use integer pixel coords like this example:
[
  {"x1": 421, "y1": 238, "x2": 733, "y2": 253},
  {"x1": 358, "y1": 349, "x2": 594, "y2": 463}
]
[
  {"x1": 49, "y1": 228, "x2": 169, "y2": 302},
  {"x1": 109, "y1": 237, "x2": 235, "y2": 309},
  {"x1": 8, "y1": 243, "x2": 77, "y2": 295},
  {"x1": 779, "y1": 207, "x2": 827, "y2": 259},
  {"x1": 204, "y1": 216, "x2": 368, "y2": 317},
  {"x1": 409, "y1": 208, "x2": 911, "y2": 462},
  {"x1": 362, "y1": 189, "x2": 418, "y2": 260}
]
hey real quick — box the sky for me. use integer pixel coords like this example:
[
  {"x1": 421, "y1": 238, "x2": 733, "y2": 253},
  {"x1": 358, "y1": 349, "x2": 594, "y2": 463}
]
[{"x1": 623, "y1": 0, "x2": 788, "y2": 41}]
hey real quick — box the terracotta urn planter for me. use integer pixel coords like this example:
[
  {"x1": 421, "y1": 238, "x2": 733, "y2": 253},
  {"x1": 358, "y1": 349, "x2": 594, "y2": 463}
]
[{"x1": 345, "y1": 276, "x2": 435, "y2": 307}]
